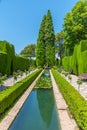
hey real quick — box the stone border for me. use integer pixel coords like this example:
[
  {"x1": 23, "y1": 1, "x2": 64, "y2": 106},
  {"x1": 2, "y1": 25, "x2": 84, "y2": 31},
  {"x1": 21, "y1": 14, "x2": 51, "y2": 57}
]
[
  {"x1": 50, "y1": 70, "x2": 79, "y2": 130},
  {"x1": 0, "y1": 70, "x2": 44, "y2": 130}
]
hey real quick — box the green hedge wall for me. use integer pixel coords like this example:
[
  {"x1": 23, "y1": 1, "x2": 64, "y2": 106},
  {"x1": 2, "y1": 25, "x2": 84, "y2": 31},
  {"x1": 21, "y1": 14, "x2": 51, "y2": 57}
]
[
  {"x1": 80, "y1": 40, "x2": 87, "y2": 52},
  {"x1": 13, "y1": 55, "x2": 30, "y2": 71},
  {"x1": 62, "y1": 42, "x2": 84, "y2": 75},
  {"x1": 82, "y1": 50, "x2": 87, "y2": 73},
  {"x1": 0, "y1": 52, "x2": 7, "y2": 75},
  {"x1": 0, "y1": 68, "x2": 42, "y2": 115},
  {"x1": 52, "y1": 69, "x2": 87, "y2": 130},
  {"x1": 0, "y1": 41, "x2": 15, "y2": 75},
  {"x1": 62, "y1": 56, "x2": 72, "y2": 71}
]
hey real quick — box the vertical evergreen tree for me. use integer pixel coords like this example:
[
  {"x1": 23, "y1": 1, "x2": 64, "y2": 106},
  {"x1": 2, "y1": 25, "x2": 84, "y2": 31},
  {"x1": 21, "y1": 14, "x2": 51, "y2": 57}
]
[
  {"x1": 36, "y1": 10, "x2": 55, "y2": 67},
  {"x1": 36, "y1": 15, "x2": 46, "y2": 67},
  {"x1": 45, "y1": 10, "x2": 55, "y2": 67}
]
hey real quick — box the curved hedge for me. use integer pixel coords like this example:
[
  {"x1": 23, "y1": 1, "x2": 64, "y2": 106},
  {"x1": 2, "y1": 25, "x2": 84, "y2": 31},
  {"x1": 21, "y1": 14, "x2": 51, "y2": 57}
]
[
  {"x1": 13, "y1": 55, "x2": 30, "y2": 71},
  {"x1": 0, "y1": 68, "x2": 42, "y2": 115},
  {"x1": 62, "y1": 56, "x2": 72, "y2": 71},
  {"x1": 52, "y1": 68, "x2": 87, "y2": 130},
  {"x1": 62, "y1": 42, "x2": 84, "y2": 75}
]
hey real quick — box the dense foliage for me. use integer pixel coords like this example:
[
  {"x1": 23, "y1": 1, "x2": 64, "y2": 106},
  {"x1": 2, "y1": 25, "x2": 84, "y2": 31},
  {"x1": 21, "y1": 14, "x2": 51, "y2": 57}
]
[
  {"x1": 36, "y1": 15, "x2": 46, "y2": 67},
  {"x1": 55, "y1": 31, "x2": 64, "y2": 59},
  {"x1": 62, "y1": 40, "x2": 87, "y2": 75},
  {"x1": 0, "y1": 41, "x2": 15, "y2": 75},
  {"x1": 0, "y1": 41, "x2": 30, "y2": 75},
  {"x1": 63, "y1": 1, "x2": 87, "y2": 55},
  {"x1": 0, "y1": 68, "x2": 42, "y2": 115},
  {"x1": 52, "y1": 69, "x2": 87, "y2": 130},
  {"x1": 36, "y1": 10, "x2": 55, "y2": 67},
  {"x1": 13, "y1": 55, "x2": 29, "y2": 72},
  {"x1": 20, "y1": 44, "x2": 36, "y2": 58}
]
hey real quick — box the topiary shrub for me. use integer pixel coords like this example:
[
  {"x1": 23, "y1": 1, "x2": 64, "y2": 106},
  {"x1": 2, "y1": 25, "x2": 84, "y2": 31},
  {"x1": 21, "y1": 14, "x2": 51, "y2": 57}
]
[{"x1": 13, "y1": 55, "x2": 30, "y2": 71}]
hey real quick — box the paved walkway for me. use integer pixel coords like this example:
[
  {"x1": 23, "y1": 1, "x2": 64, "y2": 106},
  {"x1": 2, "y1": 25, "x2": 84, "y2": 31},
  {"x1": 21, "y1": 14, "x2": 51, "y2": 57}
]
[
  {"x1": 50, "y1": 70, "x2": 79, "y2": 130},
  {"x1": 0, "y1": 70, "x2": 43, "y2": 130},
  {"x1": 61, "y1": 73, "x2": 87, "y2": 100}
]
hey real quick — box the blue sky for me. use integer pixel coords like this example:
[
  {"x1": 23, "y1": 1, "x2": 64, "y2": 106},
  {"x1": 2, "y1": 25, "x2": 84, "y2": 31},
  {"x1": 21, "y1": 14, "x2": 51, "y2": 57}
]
[{"x1": 0, "y1": 0, "x2": 78, "y2": 54}]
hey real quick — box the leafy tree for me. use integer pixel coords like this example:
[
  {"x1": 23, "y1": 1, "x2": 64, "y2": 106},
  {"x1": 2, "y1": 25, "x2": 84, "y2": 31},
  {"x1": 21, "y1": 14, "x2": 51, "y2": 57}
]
[
  {"x1": 20, "y1": 44, "x2": 36, "y2": 58},
  {"x1": 36, "y1": 15, "x2": 46, "y2": 67},
  {"x1": 63, "y1": 1, "x2": 87, "y2": 55},
  {"x1": 36, "y1": 10, "x2": 55, "y2": 67},
  {"x1": 45, "y1": 10, "x2": 55, "y2": 67},
  {"x1": 55, "y1": 31, "x2": 64, "y2": 59}
]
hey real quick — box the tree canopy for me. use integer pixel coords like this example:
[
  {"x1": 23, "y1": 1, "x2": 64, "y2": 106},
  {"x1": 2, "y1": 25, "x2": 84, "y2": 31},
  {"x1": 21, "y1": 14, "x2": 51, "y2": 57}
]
[
  {"x1": 20, "y1": 44, "x2": 36, "y2": 58},
  {"x1": 63, "y1": 0, "x2": 87, "y2": 55},
  {"x1": 55, "y1": 31, "x2": 64, "y2": 59}
]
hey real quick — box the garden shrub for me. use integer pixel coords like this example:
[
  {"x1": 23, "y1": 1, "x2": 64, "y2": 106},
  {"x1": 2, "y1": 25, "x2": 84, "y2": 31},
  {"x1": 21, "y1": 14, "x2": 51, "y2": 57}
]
[
  {"x1": 51, "y1": 68, "x2": 87, "y2": 130},
  {"x1": 13, "y1": 55, "x2": 30, "y2": 71},
  {"x1": 0, "y1": 68, "x2": 42, "y2": 115}
]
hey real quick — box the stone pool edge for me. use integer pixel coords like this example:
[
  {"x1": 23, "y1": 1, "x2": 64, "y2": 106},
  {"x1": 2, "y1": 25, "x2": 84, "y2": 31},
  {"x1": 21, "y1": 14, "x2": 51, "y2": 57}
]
[
  {"x1": 0, "y1": 70, "x2": 44, "y2": 130},
  {"x1": 50, "y1": 70, "x2": 79, "y2": 130}
]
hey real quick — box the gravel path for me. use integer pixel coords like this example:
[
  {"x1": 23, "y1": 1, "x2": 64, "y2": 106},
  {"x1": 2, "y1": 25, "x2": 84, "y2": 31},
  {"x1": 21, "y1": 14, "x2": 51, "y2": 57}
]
[{"x1": 0, "y1": 69, "x2": 38, "y2": 92}]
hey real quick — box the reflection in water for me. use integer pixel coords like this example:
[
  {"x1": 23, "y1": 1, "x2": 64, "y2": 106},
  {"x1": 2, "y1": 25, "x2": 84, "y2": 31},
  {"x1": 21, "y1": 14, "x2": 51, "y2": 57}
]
[
  {"x1": 9, "y1": 89, "x2": 60, "y2": 130},
  {"x1": 37, "y1": 89, "x2": 54, "y2": 127}
]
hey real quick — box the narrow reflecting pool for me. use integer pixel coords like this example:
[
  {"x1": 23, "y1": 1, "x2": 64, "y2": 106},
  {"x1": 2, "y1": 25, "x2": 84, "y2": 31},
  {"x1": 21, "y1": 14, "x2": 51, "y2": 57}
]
[{"x1": 9, "y1": 89, "x2": 61, "y2": 130}]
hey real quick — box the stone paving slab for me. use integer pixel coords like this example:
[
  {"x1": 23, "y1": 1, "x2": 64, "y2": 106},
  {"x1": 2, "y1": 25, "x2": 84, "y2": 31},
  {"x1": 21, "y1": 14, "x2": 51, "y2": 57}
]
[
  {"x1": 0, "y1": 70, "x2": 44, "y2": 130},
  {"x1": 50, "y1": 70, "x2": 79, "y2": 130}
]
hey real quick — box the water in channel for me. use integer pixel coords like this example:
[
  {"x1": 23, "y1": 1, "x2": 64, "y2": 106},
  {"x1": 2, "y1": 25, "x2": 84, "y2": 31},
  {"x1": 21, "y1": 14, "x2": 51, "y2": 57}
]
[{"x1": 9, "y1": 89, "x2": 61, "y2": 130}]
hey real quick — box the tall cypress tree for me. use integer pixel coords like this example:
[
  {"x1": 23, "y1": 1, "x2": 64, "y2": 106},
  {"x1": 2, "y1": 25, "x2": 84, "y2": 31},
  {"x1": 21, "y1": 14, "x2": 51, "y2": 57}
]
[
  {"x1": 36, "y1": 10, "x2": 55, "y2": 67},
  {"x1": 45, "y1": 10, "x2": 55, "y2": 67},
  {"x1": 36, "y1": 15, "x2": 46, "y2": 67}
]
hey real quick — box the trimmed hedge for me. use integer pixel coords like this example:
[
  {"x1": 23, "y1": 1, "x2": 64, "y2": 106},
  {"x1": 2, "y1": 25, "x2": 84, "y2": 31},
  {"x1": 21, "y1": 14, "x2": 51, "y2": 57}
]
[
  {"x1": 80, "y1": 40, "x2": 87, "y2": 52},
  {"x1": 0, "y1": 52, "x2": 7, "y2": 75},
  {"x1": 51, "y1": 68, "x2": 87, "y2": 130},
  {"x1": 62, "y1": 56, "x2": 72, "y2": 71},
  {"x1": 0, "y1": 41, "x2": 30, "y2": 75},
  {"x1": 82, "y1": 50, "x2": 87, "y2": 73},
  {"x1": 0, "y1": 68, "x2": 42, "y2": 115},
  {"x1": 62, "y1": 42, "x2": 84, "y2": 75},
  {"x1": 13, "y1": 55, "x2": 30, "y2": 71},
  {"x1": 0, "y1": 41, "x2": 15, "y2": 75}
]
